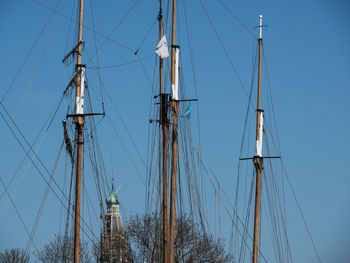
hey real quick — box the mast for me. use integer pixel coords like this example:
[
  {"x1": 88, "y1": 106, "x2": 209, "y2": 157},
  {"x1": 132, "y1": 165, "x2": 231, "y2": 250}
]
[
  {"x1": 73, "y1": 1, "x2": 85, "y2": 262},
  {"x1": 169, "y1": 0, "x2": 179, "y2": 262},
  {"x1": 158, "y1": 1, "x2": 169, "y2": 262},
  {"x1": 252, "y1": 14, "x2": 264, "y2": 263}
]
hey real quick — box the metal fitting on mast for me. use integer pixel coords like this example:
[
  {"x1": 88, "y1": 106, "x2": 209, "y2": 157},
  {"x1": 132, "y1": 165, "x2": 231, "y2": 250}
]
[{"x1": 259, "y1": 15, "x2": 263, "y2": 39}]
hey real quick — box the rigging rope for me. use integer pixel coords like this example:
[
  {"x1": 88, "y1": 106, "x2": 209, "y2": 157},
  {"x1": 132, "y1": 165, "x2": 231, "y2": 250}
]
[
  {"x1": 282, "y1": 161, "x2": 323, "y2": 263},
  {"x1": 198, "y1": 147, "x2": 270, "y2": 263},
  {"x1": 0, "y1": 103, "x2": 100, "y2": 244},
  {"x1": 0, "y1": 0, "x2": 66, "y2": 146},
  {"x1": 33, "y1": 0, "x2": 134, "y2": 52},
  {"x1": 0, "y1": 178, "x2": 40, "y2": 254},
  {"x1": 106, "y1": 115, "x2": 145, "y2": 186},
  {"x1": 199, "y1": 0, "x2": 249, "y2": 99},
  {"x1": 89, "y1": 0, "x2": 105, "y2": 113},
  {"x1": 25, "y1": 141, "x2": 65, "y2": 255},
  {"x1": 217, "y1": 0, "x2": 256, "y2": 38},
  {"x1": 0, "y1": 0, "x2": 62, "y2": 103},
  {"x1": 86, "y1": 0, "x2": 141, "y2": 64},
  {"x1": 134, "y1": 17, "x2": 158, "y2": 55},
  {"x1": 261, "y1": 42, "x2": 322, "y2": 263},
  {"x1": 87, "y1": 54, "x2": 154, "y2": 70},
  {"x1": 0, "y1": 93, "x2": 64, "y2": 206}
]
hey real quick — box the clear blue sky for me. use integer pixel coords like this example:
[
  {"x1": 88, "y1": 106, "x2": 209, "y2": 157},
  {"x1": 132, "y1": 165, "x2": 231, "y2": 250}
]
[{"x1": 0, "y1": 0, "x2": 349, "y2": 262}]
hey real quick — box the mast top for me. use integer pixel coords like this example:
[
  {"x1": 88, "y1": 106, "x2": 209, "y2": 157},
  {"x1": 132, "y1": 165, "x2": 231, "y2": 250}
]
[{"x1": 259, "y1": 15, "x2": 263, "y2": 39}]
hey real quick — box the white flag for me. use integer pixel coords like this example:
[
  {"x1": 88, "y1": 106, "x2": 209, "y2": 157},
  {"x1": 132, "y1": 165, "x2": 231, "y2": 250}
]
[{"x1": 155, "y1": 35, "x2": 169, "y2": 58}]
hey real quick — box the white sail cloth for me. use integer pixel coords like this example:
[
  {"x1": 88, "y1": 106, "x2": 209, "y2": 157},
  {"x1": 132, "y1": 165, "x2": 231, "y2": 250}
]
[
  {"x1": 172, "y1": 46, "x2": 179, "y2": 100},
  {"x1": 155, "y1": 35, "x2": 169, "y2": 58}
]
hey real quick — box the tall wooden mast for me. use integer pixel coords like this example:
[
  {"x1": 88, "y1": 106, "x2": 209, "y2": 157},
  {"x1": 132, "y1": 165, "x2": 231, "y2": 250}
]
[
  {"x1": 252, "y1": 14, "x2": 264, "y2": 263},
  {"x1": 169, "y1": 0, "x2": 179, "y2": 262},
  {"x1": 73, "y1": 1, "x2": 85, "y2": 262},
  {"x1": 158, "y1": 1, "x2": 169, "y2": 263}
]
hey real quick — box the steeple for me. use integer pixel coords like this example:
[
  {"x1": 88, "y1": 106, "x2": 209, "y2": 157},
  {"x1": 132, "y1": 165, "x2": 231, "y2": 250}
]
[
  {"x1": 101, "y1": 185, "x2": 127, "y2": 262},
  {"x1": 105, "y1": 186, "x2": 122, "y2": 233},
  {"x1": 106, "y1": 185, "x2": 120, "y2": 207}
]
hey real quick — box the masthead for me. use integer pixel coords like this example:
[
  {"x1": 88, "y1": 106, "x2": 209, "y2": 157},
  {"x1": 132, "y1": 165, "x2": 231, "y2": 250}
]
[{"x1": 259, "y1": 15, "x2": 263, "y2": 39}]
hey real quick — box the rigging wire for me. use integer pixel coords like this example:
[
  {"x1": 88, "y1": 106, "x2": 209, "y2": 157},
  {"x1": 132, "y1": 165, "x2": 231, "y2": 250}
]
[
  {"x1": 80, "y1": 63, "x2": 147, "y2": 218},
  {"x1": 83, "y1": 82, "x2": 109, "y2": 203},
  {"x1": 0, "y1": 93, "x2": 65, "y2": 207},
  {"x1": 199, "y1": 0, "x2": 249, "y2": 99},
  {"x1": 0, "y1": 178, "x2": 40, "y2": 254},
  {"x1": 232, "y1": 40, "x2": 258, "y2": 261},
  {"x1": 0, "y1": 0, "x2": 62, "y2": 103},
  {"x1": 58, "y1": 149, "x2": 71, "y2": 236},
  {"x1": 239, "y1": 170, "x2": 255, "y2": 263},
  {"x1": 81, "y1": 146, "x2": 86, "y2": 263},
  {"x1": 83, "y1": 181, "x2": 98, "y2": 239},
  {"x1": 261, "y1": 41, "x2": 322, "y2": 263},
  {"x1": 25, "y1": 141, "x2": 65, "y2": 255},
  {"x1": 177, "y1": 69, "x2": 207, "y2": 239},
  {"x1": 0, "y1": 103, "x2": 100, "y2": 244},
  {"x1": 63, "y1": 145, "x2": 75, "y2": 256},
  {"x1": 137, "y1": 53, "x2": 155, "y2": 89},
  {"x1": 176, "y1": 60, "x2": 265, "y2": 259},
  {"x1": 102, "y1": 83, "x2": 147, "y2": 168},
  {"x1": 63, "y1": 0, "x2": 76, "y2": 56},
  {"x1": 0, "y1": 0, "x2": 67, "y2": 146},
  {"x1": 84, "y1": 127, "x2": 106, "y2": 211},
  {"x1": 81, "y1": 68, "x2": 111, "y2": 201},
  {"x1": 262, "y1": 46, "x2": 281, "y2": 154},
  {"x1": 182, "y1": 0, "x2": 203, "y2": 206},
  {"x1": 139, "y1": 51, "x2": 160, "y2": 212},
  {"x1": 178, "y1": 8, "x2": 230, "y2": 260},
  {"x1": 33, "y1": 0, "x2": 134, "y2": 53},
  {"x1": 87, "y1": 53, "x2": 154, "y2": 70},
  {"x1": 70, "y1": 95, "x2": 108, "y2": 252},
  {"x1": 86, "y1": 0, "x2": 141, "y2": 64},
  {"x1": 89, "y1": 0, "x2": 105, "y2": 112},
  {"x1": 198, "y1": 146, "x2": 270, "y2": 263},
  {"x1": 217, "y1": 0, "x2": 256, "y2": 38},
  {"x1": 145, "y1": 52, "x2": 159, "y2": 214},
  {"x1": 134, "y1": 17, "x2": 158, "y2": 55},
  {"x1": 83, "y1": 49, "x2": 149, "y2": 173},
  {"x1": 263, "y1": 134, "x2": 292, "y2": 263},
  {"x1": 282, "y1": 161, "x2": 323, "y2": 263},
  {"x1": 106, "y1": 115, "x2": 145, "y2": 186},
  {"x1": 181, "y1": 1, "x2": 210, "y2": 232}
]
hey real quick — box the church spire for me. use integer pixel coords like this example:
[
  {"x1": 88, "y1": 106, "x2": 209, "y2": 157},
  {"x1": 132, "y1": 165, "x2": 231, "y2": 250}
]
[
  {"x1": 106, "y1": 184, "x2": 120, "y2": 207},
  {"x1": 101, "y1": 183, "x2": 127, "y2": 262}
]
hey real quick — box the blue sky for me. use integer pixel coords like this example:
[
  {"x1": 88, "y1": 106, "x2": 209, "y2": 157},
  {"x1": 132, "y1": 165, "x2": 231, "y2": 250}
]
[{"x1": 0, "y1": 0, "x2": 349, "y2": 262}]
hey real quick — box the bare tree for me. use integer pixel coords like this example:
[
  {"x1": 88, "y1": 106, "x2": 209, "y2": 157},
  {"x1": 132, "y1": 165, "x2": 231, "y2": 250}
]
[
  {"x1": 125, "y1": 214, "x2": 232, "y2": 263},
  {"x1": 94, "y1": 230, "x2": 134, "y2": 263},
  {"x1": 35, "y1": 235, "x2": 91, "y2": 263},
  {"x1": 0, "y1": 248, "x2": 30, "y2": 263}
]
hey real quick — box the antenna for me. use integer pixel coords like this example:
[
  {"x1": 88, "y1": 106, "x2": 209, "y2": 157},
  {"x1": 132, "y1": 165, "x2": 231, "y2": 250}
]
[{"x1": 259, "y1": 14, "x2": 263, "y2": 39}]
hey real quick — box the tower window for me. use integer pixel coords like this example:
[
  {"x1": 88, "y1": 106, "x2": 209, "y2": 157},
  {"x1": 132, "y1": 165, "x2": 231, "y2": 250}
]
[{"x1": 112, "y1": 216, "x2": 117, "y2": 230}]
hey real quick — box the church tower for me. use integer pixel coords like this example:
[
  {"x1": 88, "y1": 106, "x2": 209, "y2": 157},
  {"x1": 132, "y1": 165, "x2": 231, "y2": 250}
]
[{"x1": 101, "y1": 186, "x2": 127, "y2": 263}]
